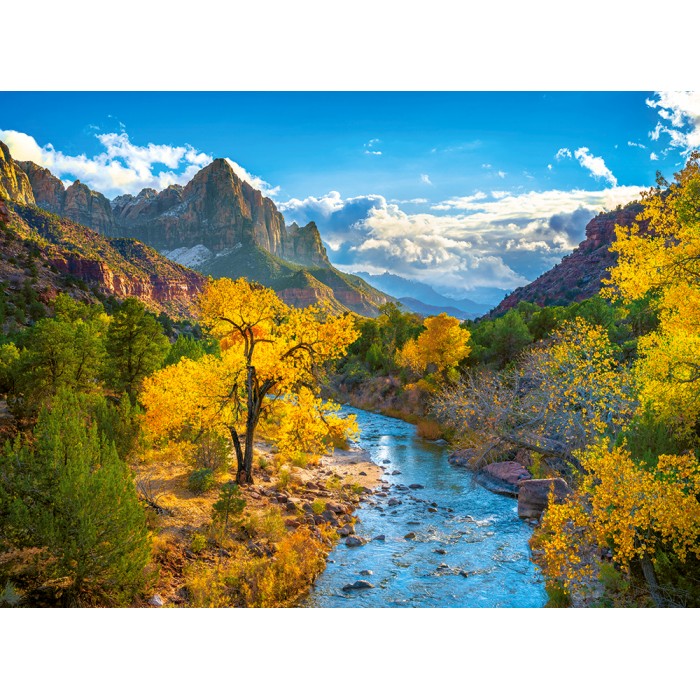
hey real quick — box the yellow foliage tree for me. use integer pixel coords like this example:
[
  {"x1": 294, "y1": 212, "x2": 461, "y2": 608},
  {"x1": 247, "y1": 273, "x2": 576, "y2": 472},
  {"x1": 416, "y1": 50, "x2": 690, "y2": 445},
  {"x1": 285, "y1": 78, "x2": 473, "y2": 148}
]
[
  {"x1": 540, "y1": 444, "x2": 700, "y2": 605},
  {"x1": 396, "y1": 313, "x2": 471, "y2": 377},
  {"x1": 141, "y1": 278, "x2": 359, "y2": 484},
  {"x1": 605, "y1": 151, "x2": 700, "y2": 436}
]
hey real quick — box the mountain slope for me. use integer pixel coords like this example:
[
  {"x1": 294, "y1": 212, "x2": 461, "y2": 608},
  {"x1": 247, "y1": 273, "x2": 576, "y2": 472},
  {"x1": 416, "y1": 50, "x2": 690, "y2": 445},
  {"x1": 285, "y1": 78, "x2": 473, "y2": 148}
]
[
  {"x1": 488, "y1": 202, "x2": 644, "y2": 317},
  {"x1": 17, "y1": 155, "x2": 392, "y2": 316}
]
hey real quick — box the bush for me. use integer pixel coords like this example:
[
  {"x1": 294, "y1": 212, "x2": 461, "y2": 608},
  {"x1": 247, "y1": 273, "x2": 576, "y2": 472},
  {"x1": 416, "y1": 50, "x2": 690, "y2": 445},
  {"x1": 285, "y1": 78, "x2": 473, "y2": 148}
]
[
  {"x1": 193, "y1": 431, "x2": 230, "y2": 473},
  {"x1": 416, "y1": 418, "x2": 442, "y2": 440},
  {"x1": 311, "y1": 499, "x2": 326, "y2": 515},
  {"x1": 245, "y1": 507, "x2": 287, "y2": 542},
  {"x1": 190, "y1": 533, "x2": 208, "y2": 555},
  {"x1": 276, "y1": 467, "x2": 291, "y2": 490},
  {"x1": 188, "y1": 468, "x2": 215, "y2": 494}
]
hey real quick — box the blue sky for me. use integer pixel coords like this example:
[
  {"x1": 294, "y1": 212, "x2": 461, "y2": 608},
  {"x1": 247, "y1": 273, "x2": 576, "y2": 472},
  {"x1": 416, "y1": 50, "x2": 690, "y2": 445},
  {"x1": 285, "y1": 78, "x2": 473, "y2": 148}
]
[{"x1": 2, "y1": 91, "x2": 699, "y2": 303}]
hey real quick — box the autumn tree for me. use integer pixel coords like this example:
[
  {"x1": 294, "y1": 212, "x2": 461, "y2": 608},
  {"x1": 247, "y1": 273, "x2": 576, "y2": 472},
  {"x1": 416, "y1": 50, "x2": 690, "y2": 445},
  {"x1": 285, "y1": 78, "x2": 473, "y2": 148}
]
[
  {"x1": 432, "y1": 320, "x2": 634, "y2": 473},
  {"x1": 604, "y1": 151, "x2": 700, "y2": 439},
  {"x1": 396, "y1": 312, "x2": 471, "y2": 378},
  {"x1": 141, "y1": 279, "x2": 359, "y2": 484},
  {"x1": 539, "y1": 444, "x2": 700, "y2": 606}
]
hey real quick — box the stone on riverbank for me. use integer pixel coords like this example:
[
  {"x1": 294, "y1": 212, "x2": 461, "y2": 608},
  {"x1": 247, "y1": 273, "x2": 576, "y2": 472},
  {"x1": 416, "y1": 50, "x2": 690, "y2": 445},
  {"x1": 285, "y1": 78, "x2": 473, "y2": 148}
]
[
  {"x1": 475, "y1": 461, "x2": 532, "y2": 498},
  {"x1": 345, "y1": 535, "x2": 366, "y2": 547},
  {"x1": 517, "y1": 478, "x2": 572, "y2": 520}
]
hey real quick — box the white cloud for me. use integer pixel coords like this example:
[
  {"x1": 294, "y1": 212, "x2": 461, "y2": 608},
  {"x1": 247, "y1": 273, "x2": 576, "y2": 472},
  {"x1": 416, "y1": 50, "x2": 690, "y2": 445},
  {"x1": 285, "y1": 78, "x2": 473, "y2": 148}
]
[
  {"x1": 497, "y1": 170, "x2": 507, "y2": 179},
  {"x1": 646, "y1": 91, "x2": 700, "y2": 152},
  {"x1": 627, "y1": 141, "x2": 646, "y2": 149},
  {"x1": 279, "y1": 184, "x2": 644, "y2": 295},
  {"x1": 420, "y1": 173, "x2": 433, "y2": 186},
  {"x1": 363, "y1": 138, "x2": 382, "y2": 156},
  {"x1": 555, "y1": 148, "x2": 572, "y2": 160},
  {"x1": 0, "y1": 128, "x2": 278, "y2": 198},
  {"x1": 650, "y1": 152, "x2": 659, "y2": 161},
  {"x1": 574, "y1": 147, "x2": 618, "y2": 186},
  {"x1": 223, "y1": 158, "x2": 279, "y2": 196}
]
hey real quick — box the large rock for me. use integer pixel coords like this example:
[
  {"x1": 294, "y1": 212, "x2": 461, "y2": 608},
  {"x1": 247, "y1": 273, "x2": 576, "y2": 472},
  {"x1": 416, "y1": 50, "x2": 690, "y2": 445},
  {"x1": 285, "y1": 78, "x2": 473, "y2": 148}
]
[
  {"x1": 518, "y1": 478, "x2": 572, "y2": 520},
  {"x1": 476, "y1": 461, "x2": 532, "y2": 498}
]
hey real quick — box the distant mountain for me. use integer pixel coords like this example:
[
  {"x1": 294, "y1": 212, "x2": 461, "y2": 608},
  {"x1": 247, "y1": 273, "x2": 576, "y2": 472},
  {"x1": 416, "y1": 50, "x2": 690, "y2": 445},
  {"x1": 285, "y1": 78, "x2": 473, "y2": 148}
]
[
  {"x1": 17, "y1": 157, "x2": 392, "y2": 316},
  {"x1": 488, "y1": 202, "x2": 644, "y2": 317},
  {"x1": 355, "y1": 271, "x2": 491, "y2": 318},
  {"x1": 396, "y1": 297, "x2": 473, "y2": 320}
]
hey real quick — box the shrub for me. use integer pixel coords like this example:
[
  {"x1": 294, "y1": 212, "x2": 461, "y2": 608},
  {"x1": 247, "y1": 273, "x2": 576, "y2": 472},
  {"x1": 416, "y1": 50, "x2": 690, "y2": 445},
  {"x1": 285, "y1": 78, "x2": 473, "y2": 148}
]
[
  {"x1": 416, "y1": 418, "x2": 442, "y2": 440},
  {"x1": 188, "y1": 468, "x2": 215, "y2": 494},
  {"x1": 190, "y1": 533, "x2": 208, "y2": 555},
  {"x1": 245, "y1": 507, "x2": 287, "y2": 543},
  {"x1": 276, "y1": 467, "x2": 291, "y2": 490},
  {"x1": 193, "y1": 430, "x2": 230, "y2": 473},
  {"x1": 311, "y1": 499, "x2": 326, "y2": 515}
]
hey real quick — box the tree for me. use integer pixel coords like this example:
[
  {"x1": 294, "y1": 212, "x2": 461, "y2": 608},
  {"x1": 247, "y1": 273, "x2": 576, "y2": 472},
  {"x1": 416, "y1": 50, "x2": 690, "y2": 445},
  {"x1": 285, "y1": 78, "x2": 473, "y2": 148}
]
[
  {"x1": 431, "y1": 320, "x2": 634, "y2": 473},
  {"x1": 396, "y1": 312, "x2": 471, "y2": 377},
  {"x1": 141, "y1": 279, "x2": 359, "y2": 484},
  {"x1": 0, "y1": 391, "x2": 150, "y2": 606},
  {"x1": 106, "y1": 298, "x2": 170, "y2": 397},
  {"x1": 539, "y1": 444, "x2": 700, "y2": 605},
  {"x1": 604, "y1": 152, "x2": 700, "y2": 438}
]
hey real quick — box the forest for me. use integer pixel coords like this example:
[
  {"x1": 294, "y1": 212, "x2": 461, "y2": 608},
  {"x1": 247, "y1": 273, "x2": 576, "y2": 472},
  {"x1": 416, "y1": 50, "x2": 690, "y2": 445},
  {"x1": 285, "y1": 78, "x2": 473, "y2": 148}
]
[{"x1": 2, "y1": 154, "x2": 700, "y2": 607}]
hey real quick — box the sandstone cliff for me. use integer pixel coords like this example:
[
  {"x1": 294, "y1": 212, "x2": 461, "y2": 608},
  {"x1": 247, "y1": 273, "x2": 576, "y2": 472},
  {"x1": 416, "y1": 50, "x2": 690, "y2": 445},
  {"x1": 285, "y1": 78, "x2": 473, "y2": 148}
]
[{"x1": 0, "y1": 143, "x2": 35, "y2": 205}]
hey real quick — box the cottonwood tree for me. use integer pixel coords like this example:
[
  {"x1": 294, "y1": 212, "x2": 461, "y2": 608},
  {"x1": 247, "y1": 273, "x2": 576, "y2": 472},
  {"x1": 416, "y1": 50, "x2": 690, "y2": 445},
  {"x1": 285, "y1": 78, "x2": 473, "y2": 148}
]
[
  {"x1": 396, "y1": 312, "x2": 471, "y2": 379},
  {"x1": 431, "y1": 320, "x2": 634, "y2": 474},
  {"x1": 141, "y1": 278, "x2": 359, "y2": 484}
]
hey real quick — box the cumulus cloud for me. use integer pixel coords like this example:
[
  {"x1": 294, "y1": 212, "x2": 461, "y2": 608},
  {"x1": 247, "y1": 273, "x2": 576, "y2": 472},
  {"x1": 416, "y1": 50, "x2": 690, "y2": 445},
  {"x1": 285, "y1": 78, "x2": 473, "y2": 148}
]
[
  {"x1": 647, "y1": 91, "x2": 700, "y2": 152},
  {"x1": 574, "y1": 147, "x2": 618, "y2": 186},
  {"x1": 279, "y1": 185, "x2": 644, "y2": 296},
  {"x1": 0, "y1": 128, "x2": 278, "y2": 198}
]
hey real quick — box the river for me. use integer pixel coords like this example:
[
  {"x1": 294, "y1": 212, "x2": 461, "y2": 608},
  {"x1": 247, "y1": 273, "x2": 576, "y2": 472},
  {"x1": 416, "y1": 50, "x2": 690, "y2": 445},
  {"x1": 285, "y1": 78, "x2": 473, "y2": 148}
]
[{"x1": 302, "y1": 407, "x2": 547, "y2": 607}]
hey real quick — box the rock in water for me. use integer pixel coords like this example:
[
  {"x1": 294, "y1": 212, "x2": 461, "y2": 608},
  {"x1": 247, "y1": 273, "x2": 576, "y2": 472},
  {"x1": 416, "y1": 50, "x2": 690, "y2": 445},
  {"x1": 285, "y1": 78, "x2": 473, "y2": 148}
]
[
  {"x1": 344, "y1": 535, "x2": 366, "y2": 547},
  {"x1": 342, "y1": 580, "x2": 374, "y2": 591}
]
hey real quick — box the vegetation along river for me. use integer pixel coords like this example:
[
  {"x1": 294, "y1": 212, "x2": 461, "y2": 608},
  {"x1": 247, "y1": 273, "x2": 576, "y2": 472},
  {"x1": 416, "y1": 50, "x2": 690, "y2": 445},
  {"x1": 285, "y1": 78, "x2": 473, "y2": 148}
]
[{"x1": 303, "y1": 407, "x2": 547, "y2": 608}]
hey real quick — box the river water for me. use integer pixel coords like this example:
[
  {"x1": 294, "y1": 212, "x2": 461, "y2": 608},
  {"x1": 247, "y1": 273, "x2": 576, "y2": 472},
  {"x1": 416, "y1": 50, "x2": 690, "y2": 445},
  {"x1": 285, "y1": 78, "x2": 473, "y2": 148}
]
[{"x1": 302, "y1": 407, "x2": 547, "y2": 608}]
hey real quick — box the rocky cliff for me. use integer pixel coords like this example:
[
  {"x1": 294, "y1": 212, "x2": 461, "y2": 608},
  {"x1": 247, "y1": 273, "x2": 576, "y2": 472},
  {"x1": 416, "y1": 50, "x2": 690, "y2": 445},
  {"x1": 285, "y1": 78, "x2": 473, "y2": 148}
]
[
  {"x1": 0, "y1": 143, "x2": 35, "y2": 205},
  {"x1": 489, "y1": 202, "x2": 644, "y2": 316},
  {"x1": 14, "y1": 145, "x2": 390, "y2": 316}
]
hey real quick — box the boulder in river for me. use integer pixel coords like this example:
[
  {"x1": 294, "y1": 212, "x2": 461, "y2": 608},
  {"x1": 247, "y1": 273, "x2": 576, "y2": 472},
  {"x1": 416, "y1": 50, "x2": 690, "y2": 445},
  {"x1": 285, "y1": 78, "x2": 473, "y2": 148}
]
[
  {"x1": 409, "y1": 483, "x2": 424, "y2": 490},
  {"x1": 342, "y1": 580, "x2": 374, "y2": 591},
  {"x1": 345, "y1": 535, "x2": 367, "y2": 547},
  {"x1": 475, "y1": 461, "x2": 532, "y2": 498},
  {"x1": 373, "y1": 534, "x2": 386, "y2": 541},
  {"x1": 404, "y1": 532, "x2": 417, "y2": 540},
  {"x1": 337, "y1": 524, "x2": 355, "y2": 537},
  {"x1": 517, "y1": 478, "x2": 572, "y2": 520}
]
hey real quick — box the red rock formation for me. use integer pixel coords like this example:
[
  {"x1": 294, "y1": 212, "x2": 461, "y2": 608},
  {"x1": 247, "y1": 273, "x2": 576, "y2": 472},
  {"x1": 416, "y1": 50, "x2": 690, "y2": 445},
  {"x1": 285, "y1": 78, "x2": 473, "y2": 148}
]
[
  {"x1": 16, "y1": 161, "x2": 65, "y2": 212},
  {"x1": 489, "y1": 202, "x2": 644, "y2": 316}
]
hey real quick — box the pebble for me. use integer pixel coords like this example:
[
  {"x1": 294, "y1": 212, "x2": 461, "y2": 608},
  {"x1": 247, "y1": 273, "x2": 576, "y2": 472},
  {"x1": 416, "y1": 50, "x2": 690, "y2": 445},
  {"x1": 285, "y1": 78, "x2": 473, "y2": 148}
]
[
  {"x1": 434, "y1": 548, "x2": 447, "y2": 555},
  {"x1": 428, "y1": 507, "x2": 438, "y2": 513},
  {"x1": 404, "y1": 532, "x2": 416, "y2": 540}
]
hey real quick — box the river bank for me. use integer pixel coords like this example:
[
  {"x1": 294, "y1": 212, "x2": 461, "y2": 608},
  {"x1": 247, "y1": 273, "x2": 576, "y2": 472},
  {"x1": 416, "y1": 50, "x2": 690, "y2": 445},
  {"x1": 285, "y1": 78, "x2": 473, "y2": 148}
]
[{"x1": 136, "y1": 437, "x2": 384, "y2": 607}]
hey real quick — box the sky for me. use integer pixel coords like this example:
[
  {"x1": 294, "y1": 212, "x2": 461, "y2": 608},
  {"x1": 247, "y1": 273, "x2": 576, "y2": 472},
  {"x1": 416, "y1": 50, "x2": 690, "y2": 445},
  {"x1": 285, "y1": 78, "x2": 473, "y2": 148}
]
[{"x1": 1, "y1": 91, "x2": 699, "y2": 304}]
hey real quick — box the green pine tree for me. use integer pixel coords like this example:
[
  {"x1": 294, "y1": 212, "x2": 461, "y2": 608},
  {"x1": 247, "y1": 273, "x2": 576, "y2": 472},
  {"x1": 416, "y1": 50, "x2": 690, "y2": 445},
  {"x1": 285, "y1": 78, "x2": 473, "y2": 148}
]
[
  {"x1": 0, "y1": 391, "x2": 151, "y2": 606},
  {"x1": 106, "y1": 298, "x2": 170, "y2": 397}
]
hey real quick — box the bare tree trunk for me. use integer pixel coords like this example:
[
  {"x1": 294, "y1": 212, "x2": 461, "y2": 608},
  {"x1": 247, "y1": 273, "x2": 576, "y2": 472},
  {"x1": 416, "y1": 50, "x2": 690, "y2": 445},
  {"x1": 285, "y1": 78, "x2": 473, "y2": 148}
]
[
  {"x1": 640, "y1": 555, "x2": 665, "y2": 607},
  {"x1": 229, "y1": 427, "x2": 245, "y2": 484}
]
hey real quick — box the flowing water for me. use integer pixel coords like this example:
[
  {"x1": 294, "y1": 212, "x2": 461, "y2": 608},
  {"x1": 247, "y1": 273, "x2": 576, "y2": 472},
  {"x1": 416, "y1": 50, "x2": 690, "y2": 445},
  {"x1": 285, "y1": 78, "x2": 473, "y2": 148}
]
[{"x1": 302, "y1": 407, "x2": 547, "y2": 608}]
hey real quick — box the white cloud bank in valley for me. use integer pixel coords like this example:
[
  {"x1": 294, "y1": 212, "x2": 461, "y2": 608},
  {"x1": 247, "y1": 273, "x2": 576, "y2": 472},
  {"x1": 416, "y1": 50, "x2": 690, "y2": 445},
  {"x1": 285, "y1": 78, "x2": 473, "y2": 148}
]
[
  {"x1": 0, "y1": 128, "x2": 279, "y2": 198},
  {"x1": 279, "y1": 185, "x2": 644, "y2": 295}
]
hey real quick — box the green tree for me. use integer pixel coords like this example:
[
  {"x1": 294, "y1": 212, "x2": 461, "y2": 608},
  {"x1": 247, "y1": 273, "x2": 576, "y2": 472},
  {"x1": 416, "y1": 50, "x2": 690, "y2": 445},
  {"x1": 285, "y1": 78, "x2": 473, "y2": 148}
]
[
  {"x1": 106, "y1": 298, "x2": 170, "y2": 397},
  {"x1": 0, "y1": 391, "x2": 150, "y2": 606}
]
